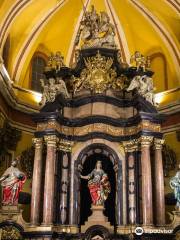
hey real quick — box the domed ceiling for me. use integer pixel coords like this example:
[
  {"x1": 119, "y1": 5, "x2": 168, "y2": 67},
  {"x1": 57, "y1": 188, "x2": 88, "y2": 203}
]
[{"x1": 0, "y1": 0, "x2": 179, "y2": 107}]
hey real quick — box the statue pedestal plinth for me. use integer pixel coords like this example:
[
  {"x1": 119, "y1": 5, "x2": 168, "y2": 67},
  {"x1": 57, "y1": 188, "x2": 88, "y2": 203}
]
[
  {"x1": 0, "y1": 205, "x2": 26, "y2": 226},
  {"x1": 170, "y1": 210, "x2": 180, "y2": 229},
  {"x1": 81, "y1": 205, "x2": 113, "y2": 233}
]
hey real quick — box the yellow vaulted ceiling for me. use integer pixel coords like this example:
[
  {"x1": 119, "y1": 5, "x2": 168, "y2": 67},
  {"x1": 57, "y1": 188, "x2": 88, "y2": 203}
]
[{"x1": 0, "y1": 0, "x2": 179, "y2": 104}]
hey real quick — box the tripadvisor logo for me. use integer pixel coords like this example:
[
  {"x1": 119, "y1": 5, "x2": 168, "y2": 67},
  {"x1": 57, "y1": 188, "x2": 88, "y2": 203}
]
[
  {"x1": 135, "y1": 227, "x2": 144, "y2": 235},
  {"x1": 135, "y1": 227, "x2": 173, "y2": 235}
]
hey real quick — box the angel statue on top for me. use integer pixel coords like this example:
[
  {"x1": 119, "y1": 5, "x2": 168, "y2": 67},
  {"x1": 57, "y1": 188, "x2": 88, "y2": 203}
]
[
  {"x1": 0, "y1": 156, "x2": 26, "y2": 205},
  {"x1": 39, "y1": 77, "x2": 70, "y2": 106},
  {"x1": 81, "y1": 161, "x2": 111, "y2": 205},
  {"x1": 170, "y1": 169, "x2": 180, "y2": 210}
]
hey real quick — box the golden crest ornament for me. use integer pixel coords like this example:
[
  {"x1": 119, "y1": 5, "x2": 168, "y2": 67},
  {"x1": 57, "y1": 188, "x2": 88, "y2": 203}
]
[{"x1": 72, "y1": 51, "x2": 117, "y2": 94}]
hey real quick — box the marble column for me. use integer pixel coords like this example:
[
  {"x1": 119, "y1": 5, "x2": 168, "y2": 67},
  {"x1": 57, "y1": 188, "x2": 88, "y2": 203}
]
[
  {"x1": 123, "y1": 140, "x2": 138, "y2": 225},
  {"x1": 30, "y1": 138, "x2": 43, "y2": 225},
  {"x1": 141, "y1": 136, "x2": 153, "y2": 225},
  {"x1": 154, "y1": 138, "x2": 165, "y2": 226},
  {"x1": 42, "y1": 135, "x2": 58, "y2": 225}
]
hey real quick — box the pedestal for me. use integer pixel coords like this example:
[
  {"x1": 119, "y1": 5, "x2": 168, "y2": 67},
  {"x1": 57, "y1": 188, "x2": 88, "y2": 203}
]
[
  {"x1": 0, "y1": 205, "x2": 26, "y2": 227},
  {"x1": 81, "y1": 205, "x2": 113, "y2": 233},
  {"x1": 170, "y1": 211, "x2": 180, "y2": 229}
]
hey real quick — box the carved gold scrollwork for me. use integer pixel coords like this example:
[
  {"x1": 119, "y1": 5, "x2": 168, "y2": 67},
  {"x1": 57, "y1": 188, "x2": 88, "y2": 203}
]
[
  {"x1": 140, "y1": 136, "x2": 153, "y2": 147},
  {"x1": 0, "y1": 226, "x2": 22, "y2": 240},
  {"x1": 32, "y1": 138, "x2": 43, "y2": 149},
  {"x1": 37, "y1": 120, "x2": 161, "y2": 137},
  {"x1": 44, "y1": 135, "x2": 58, "y2": 147},
  {"x1": 123, "y1": 139, "x2": 139, "y2": 152},
  {"x1": 58, "y1": 139, "x2": 73, "y2": 152},
  {"x1": 72, "y1": 51, "x2": 117, "y2": 94},
  {"x1": 154, "y1": 138, "x2": 165, "y2": 150}
]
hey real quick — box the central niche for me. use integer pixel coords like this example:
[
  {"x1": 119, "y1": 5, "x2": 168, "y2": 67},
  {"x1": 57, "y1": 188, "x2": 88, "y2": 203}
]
[{"x1": 80, "y1": 153, "x2": 116, "y2": 225}]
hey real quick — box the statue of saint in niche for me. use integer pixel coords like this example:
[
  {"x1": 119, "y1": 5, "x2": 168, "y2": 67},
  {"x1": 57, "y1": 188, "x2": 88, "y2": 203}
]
[
  {"x1": 0, "y1": 156, "x2": 26, "y2": 205},
  {"x1": 81, "y1": 161, "x2": 111, "y2": 206}
]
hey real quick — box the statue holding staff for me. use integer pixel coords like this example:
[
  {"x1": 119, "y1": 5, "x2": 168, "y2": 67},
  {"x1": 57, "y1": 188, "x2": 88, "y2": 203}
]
[{"x1": 81, "y1": 161, "x2": 111, "y2": 206}]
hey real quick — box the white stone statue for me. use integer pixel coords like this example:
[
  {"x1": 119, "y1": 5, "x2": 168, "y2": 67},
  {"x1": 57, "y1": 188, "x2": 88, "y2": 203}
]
[
  {"x1": 127, "y1": 75, "x2": 157, "y2": 106},
  {"x1": 76, "y1": 5, "x2": 116, "y2": 49},
  {"x1": 39, "y1": 77, "x2": 70, "y2": 106},
  {"x1": 56, "y1": 77, "x2": 70, "y2": 99},
  {"x1": 170, "y1": 170, "x2": 180, "y2": 210}
]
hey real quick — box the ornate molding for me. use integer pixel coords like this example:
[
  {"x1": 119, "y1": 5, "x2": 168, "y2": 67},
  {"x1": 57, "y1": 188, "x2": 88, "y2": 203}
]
[
  {"x1": 32, "y1": 138, "x2": 43, "y2": 149},
  {"x1": 72, "y1": 51, "x2": 122, "y2": 94},
  {"x1": 0, "y1": 225, "x2": 22, "y2": 240},
  {"x1": 37, "y1": 120, "x2": 161, "y2": 138},
  {"x1": 58, "y1": 139, "x2": 73, "y2": 152},
  {"x1": 140, "y1": 136, "x2": 153, "y2": 147},
  {"x1": 44, "y1": 135, "x2": 58, "y2": 147},
  {"x1": 123, "y1": 139, "x2": 139, "y2": 152},
  {"x1": 154, "y1": 138, "x2": 165, "y2": 150}
]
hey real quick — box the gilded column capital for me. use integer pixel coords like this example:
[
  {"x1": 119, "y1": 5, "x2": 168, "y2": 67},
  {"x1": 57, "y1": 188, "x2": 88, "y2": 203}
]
[
  {"x1": 154, "y1": 138, "x2": 165, "y2": 150},
  {"x1": 32, "y1": 138, "x2": 43, "y2": 148},
  {"x1": 140, "y1": 136, "x2": 153, "y2": 147},
  {"x1": 44, "y1": 135, "x2": 58, "y2": 147},
  {"x1": 58, "y1": 139, "x2": 74, "y2": 152},
  {"x1": 123, "y1": 139, "x2": 139, "y2": 152}
]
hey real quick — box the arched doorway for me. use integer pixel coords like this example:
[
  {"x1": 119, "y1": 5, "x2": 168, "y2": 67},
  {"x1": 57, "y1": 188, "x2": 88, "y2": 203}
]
[{"x1": 73, "y1": 143, "x2": 123, "y2": 227}]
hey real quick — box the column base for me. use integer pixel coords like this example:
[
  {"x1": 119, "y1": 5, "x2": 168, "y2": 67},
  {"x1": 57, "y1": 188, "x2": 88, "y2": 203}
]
[{"x1": 53, "y1": 224, "x2": 79, "y2": 234}]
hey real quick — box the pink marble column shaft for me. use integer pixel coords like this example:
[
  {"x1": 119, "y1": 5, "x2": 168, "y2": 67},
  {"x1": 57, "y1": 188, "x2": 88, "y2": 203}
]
[
  {"x1": 141, "y1": 136, "x2": 153, "y2": 225},
  {"x1": 154, "y1": 138, "x2": 165, "y2": 225},
  {"x1": 42, "y1": 135, "x2": 57, "y2": 225},
  {"x1": 30, "y1": 138, "x2": 43, "y2": 225}
]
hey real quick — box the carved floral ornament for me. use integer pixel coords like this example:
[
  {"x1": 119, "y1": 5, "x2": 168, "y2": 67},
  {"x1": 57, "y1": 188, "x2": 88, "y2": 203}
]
[
  {"x1": 122, "y1": 137, "x2": 165, "y2": 151},
  {"x1": 37, "y1": 120, "x2": 161, "y2": 137},
  {"x1": 0, "y1": 226, "x2": 22, "y2": 240},
  {"x1": 72, "y1": 51, "x2": 127, "y2": 94},
  {"x1": 58, "y1": 139, "x2": 74, "y2": 152}
]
